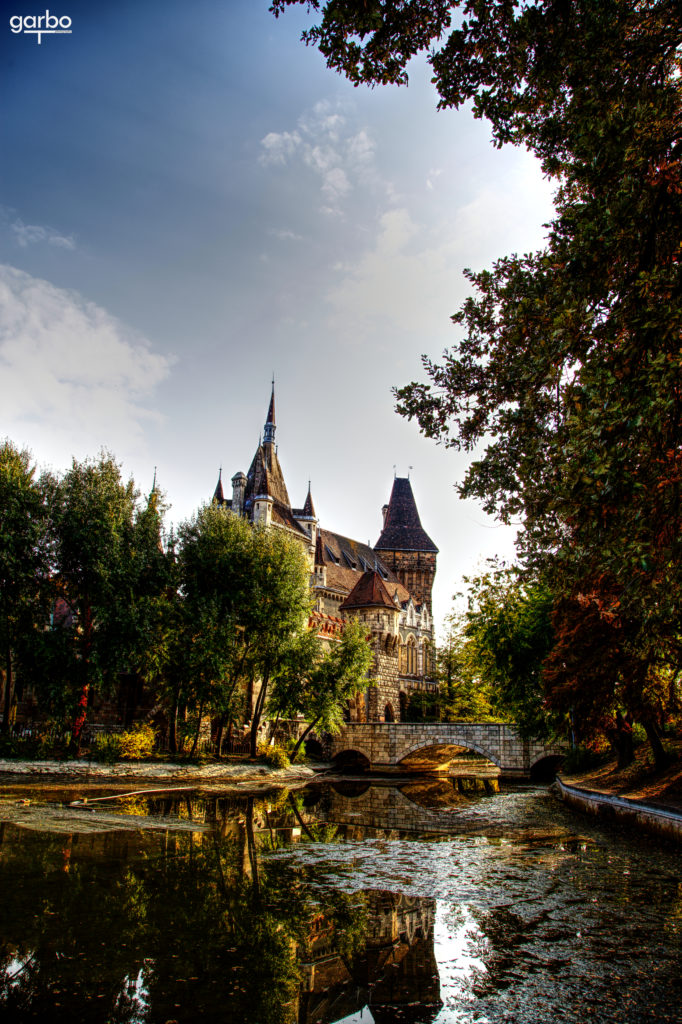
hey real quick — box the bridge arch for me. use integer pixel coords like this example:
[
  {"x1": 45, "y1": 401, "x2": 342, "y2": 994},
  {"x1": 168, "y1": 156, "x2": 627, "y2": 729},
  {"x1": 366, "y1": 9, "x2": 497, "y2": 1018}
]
[
  {"x1": 331, "y1": 748, "x2": 371, "y2": 772},
  {"x1": 397, "y1": 739, "x2": 501, "y2": 771},
  {"x1": 529, "y1": 752, "x2": 564, "y2": 781}
]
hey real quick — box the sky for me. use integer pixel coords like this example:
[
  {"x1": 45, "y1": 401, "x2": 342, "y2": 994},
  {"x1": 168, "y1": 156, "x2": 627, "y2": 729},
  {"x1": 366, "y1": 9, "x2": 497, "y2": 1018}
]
[{"x1": 0, "y1": 0, "x2": 556, "y2": 635}]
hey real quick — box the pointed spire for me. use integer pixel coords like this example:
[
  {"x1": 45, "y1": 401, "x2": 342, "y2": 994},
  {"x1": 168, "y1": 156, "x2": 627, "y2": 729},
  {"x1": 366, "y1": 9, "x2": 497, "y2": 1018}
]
[
  {"x1": 213, "y1": 467, "x2": 224, "y2": 505},
  {"x1": 303, "y1": 480, "x2": 316, "y2": 518},
  {"x1": 264, "y1": 379, "x2": 276, "y2": 445}
]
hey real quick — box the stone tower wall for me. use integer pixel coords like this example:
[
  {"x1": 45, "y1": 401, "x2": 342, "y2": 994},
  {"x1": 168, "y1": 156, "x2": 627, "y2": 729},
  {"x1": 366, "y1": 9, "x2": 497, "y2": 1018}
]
[
  {"x1": 381, "y1": 550, "x2": 437, "y2": 615},
  {"x1": 367, "y1": 634, "x2": 401, "y2": 722}
]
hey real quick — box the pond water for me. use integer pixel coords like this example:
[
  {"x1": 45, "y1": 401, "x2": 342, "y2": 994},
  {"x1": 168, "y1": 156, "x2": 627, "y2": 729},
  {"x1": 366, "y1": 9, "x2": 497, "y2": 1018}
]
[{"x1": 0, "y1": 775, "x2": 680, "y2": 1023}]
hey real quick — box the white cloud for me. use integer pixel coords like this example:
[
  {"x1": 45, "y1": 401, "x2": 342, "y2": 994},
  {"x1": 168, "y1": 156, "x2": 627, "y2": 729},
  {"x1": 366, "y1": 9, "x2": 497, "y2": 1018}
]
[
  {"x1": 259, "y1": 101, "x2": 376, "y2": 214},
  {"x1": 11, "y1": 219, "x2": 76, "y2": 250},
  {"x1": 326, "y1": 152, "x2": 555, "y2": 342},
  {"x1": 259, "y1": 130, "x2": 302, "y2": 166},
  {"x1": 269, "y1": 228, "x2": 304, "y2": 242},
  {"x1": 258, "y1": 130, "x2": 301, "y2": 165},
  {"x1": 0, "y1": 265, "x2": 174, "y2": 466},
  {"x1": 321, "y1": 166, "x2": 351, "y2": 204}
]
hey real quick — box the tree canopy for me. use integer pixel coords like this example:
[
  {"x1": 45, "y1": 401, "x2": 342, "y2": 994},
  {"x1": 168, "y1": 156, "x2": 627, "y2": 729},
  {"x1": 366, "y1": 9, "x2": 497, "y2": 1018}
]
[
  {"x1": 0, "y1": 441, "x2": 51, "y2": 731},
  {"x1": 273, "y1": 0, "x2": 682, "y2": 756}
]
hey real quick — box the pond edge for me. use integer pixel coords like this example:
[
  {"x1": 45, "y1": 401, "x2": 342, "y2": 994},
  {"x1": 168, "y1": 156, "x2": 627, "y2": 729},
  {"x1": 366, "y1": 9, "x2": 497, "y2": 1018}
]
[{"x1": 553, "y1": 777, "x2": 682, "y2": 845}]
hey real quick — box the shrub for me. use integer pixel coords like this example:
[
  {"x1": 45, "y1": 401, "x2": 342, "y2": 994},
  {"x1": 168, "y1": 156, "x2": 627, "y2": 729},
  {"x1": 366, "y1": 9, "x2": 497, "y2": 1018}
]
[
  {"x1": 117, "y1": 723, "x2": 157, "y2": 760},
  {"x1": 91, "y1": 724, "x2": 157, "y2": 763},
  {"x1": 92, "y1": 732, "x2": 122, "y2": 763},
  {"x1": 257, "y1": 742, "x2": 290, "y2": 769}
]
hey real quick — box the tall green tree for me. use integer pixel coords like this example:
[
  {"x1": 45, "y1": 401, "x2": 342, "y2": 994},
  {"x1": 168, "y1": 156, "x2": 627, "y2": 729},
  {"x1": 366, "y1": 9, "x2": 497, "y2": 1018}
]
[
  {"x1": 242, "y1": 525, "x2": 313, "y2": 757},
  {"x1": 0, "y1": 441, "x2": 51, "y2": 731},
  {"x1": 177, "y1": 505, "x2": 312, "y2": 758},
  {"x1": 460, "y1": 571, "x2": 557, "y2": 739},
  {"x1": 269, "y1": 618, "x2": 373, "y2": 761},
  {"x1": 177, "y1": 506, "x2": 258, "y2": 755},
  {"x1": 47, "y1": 453, "x2": 143, "y2": 750}
]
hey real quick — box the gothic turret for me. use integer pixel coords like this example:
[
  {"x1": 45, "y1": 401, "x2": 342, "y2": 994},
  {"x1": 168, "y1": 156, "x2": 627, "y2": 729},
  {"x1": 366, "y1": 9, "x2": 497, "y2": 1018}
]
[{"x1": 374, "y1": 477, "x2": 438, "y2": 615}]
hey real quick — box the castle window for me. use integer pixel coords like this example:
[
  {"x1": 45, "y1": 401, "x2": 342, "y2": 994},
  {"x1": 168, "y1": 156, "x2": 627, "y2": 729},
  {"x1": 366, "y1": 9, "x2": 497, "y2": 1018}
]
[{"x1": 324, "y1": 544, "x2": 340, "y2": 564}]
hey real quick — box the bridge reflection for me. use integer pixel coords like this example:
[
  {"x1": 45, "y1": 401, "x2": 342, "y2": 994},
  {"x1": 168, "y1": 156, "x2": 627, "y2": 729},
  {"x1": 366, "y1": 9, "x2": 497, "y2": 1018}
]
[{"x1": 304, "y1": 776, "x2": 500, "y2": 836}]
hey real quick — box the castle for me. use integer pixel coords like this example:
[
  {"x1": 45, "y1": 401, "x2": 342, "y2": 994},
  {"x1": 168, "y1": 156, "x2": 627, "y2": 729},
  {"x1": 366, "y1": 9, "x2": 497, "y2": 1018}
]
[{"x1": 212, "y1": 386, "x2": 438, "y2": 722}]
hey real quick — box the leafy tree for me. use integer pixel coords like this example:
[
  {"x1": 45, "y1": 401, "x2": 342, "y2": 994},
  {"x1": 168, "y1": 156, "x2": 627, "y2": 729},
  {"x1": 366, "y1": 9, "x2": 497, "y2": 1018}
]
[
  {"x1": 241, "y1": 525, "x2": 313, "y2": 756},
  {"x1": 0, "y1": 441, "x2": 52, "y2": 731},
  {"x1": 269, "y1": 618, "x2": 373, "y2": 761},
  {"x1": 274, "y1": 1, "x2": 682, "y2": 753},
  {"x1": 177, "y1": 505, "x2": 312, "y2": 758},
  {"x1": 176, "y1": 506, "x2": 259, "y2": 755},
  {"x1": 460, "y1": 571, "x2": 557, "y2": 739},
  {"x1": 46, "y1": 454, "x2": 146, "y2": 750},
  {"x1": 544, "y1": 580, "x2": 678, "y2": 768}
]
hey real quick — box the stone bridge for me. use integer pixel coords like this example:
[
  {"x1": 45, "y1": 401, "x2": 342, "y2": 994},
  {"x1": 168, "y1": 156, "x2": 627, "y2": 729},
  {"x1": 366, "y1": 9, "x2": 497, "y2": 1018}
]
[{"x1": 330, "y1": 722, "x2": 565, "y2": 776}]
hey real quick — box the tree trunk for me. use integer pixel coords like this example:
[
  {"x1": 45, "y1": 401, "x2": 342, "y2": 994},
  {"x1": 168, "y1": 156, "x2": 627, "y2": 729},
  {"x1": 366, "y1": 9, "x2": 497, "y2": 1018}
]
[
  {"x1": 249, "y1": 672, "x2": 269, "y2": 758},
  {"x1": 2, "y1": 633, "x2": 12, "y2": 734},
  {"x1": 70, "y1": 603, "x2": 93, "y2": 755},
  {"x1": 190, "y1": 700, "x2": 204, "y2": 758},
  {"x1": 608, "y1": 710, "x2": 634, "y2": 769},
  {"x1": 169, "y1": 688, "x2": 180, "y2": 755},
  {"x1": 215, "y1": 716, "x2": 224, "y2": 757},
  {"x1": 69, "y1": 680, "x2": 90, "y2": 755},
  {"x1": 642, "y1": 718, "x2": 669, "y2": 771},
  {"x1": 290, "y1": 715, "x2": 321, "y2": 763}
]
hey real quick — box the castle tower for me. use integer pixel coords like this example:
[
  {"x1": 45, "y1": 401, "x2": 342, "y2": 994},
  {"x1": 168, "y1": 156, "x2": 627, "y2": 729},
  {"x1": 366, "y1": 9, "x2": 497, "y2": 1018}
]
[
  {"x1": 374, "y1": 477, "x2": 438, "y2": 615},
  {"x1": 231, "y1": 471, "x2": 247, "y2": 515},
  {"x1": 340, "y1": 569, "x2": 401, "y2": 722}
]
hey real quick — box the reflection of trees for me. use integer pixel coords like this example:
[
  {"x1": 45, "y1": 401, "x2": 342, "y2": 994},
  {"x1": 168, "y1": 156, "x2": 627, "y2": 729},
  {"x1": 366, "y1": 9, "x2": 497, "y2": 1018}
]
[
  {"x1": 0, "y1": 788, "x2": 449, "y2": 1024},
  {"x1": 0, "y1": 794, "x2": 368, "y2": 1024}
]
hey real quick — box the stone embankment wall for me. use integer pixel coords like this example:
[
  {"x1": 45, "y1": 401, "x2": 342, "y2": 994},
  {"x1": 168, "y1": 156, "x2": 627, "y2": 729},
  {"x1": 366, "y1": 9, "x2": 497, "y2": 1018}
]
[{"x1": 553, "y1": 778, "x2": 682, "y2": 844}]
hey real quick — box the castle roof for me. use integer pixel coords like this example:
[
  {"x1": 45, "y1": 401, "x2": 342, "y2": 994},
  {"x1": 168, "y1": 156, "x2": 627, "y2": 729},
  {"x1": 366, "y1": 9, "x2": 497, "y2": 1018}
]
[
  {"x1": 243, "y1": 442, "x2": 291, "y2": 510},
  {"x1": 302, "y1": 484, "x2": 315, "y2": 518},
  {"x1": 316, "y1": 528, "x2": 412, "y2": 603},
  {"x1": 374, "y1": 477, "x2": 438, "y2": 553},
  {"x1": 340, "y1": 570, "x2": 399, "y2": 611}
]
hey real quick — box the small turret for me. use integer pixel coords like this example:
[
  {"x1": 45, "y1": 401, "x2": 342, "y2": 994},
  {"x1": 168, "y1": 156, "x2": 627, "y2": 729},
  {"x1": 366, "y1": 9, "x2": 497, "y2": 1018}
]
[{"x1": 231, "y1": 471, "x2": 247, "y2": 515}]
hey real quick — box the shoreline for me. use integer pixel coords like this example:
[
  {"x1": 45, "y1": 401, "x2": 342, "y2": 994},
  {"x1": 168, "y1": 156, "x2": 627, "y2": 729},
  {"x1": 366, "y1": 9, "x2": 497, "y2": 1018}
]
[
  {"x1": 3, "y1": 751, "x2": 682, "y2": 845},
  {"x1": 0, "y1": 756, "x2": 321, "y2": 787},
  {"x1": 553, "y1": 777, "x2": 682, "y2": 844}
]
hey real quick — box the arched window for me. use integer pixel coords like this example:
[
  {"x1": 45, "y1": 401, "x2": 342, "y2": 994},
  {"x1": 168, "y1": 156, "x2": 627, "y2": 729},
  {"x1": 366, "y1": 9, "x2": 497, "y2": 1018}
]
[
  {"x1": 384, "y1": 703, "x2": 395, "y2": 722},
  {"x1": 405, "y1": 635, "x2": 417, "y2": 675}
]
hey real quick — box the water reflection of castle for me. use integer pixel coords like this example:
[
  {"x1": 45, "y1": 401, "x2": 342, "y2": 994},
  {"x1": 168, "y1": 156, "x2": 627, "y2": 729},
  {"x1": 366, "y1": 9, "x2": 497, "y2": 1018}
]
[{"x1": 299, "y1": 891, "x2": 441, "y2": 1024}]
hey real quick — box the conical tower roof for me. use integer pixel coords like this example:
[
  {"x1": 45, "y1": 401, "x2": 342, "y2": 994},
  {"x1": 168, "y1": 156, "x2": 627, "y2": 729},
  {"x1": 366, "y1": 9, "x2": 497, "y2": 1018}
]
[
  {"x1": 302, "y1": 482, "x2": 316, "y2": 518},
  {"x1": 374, "y1": 477, "x2": 438, "y2": 553},
  {"x1": 213, "y1": 469, "x2": 224, "y2": 504}
]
